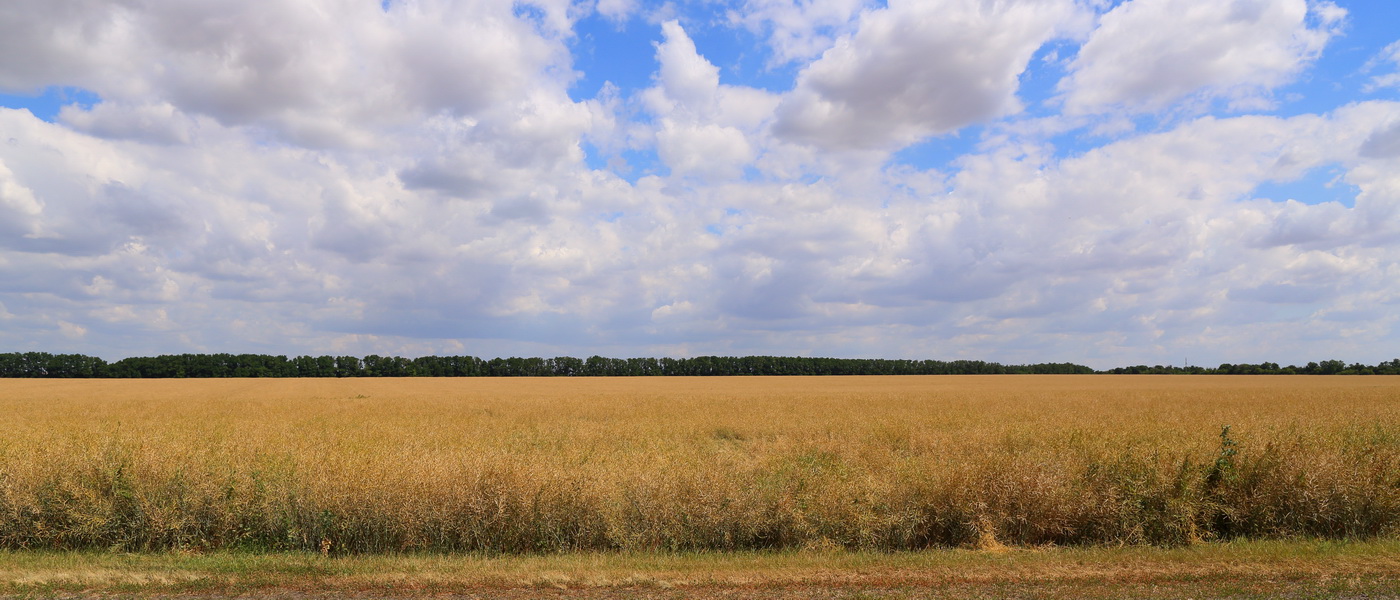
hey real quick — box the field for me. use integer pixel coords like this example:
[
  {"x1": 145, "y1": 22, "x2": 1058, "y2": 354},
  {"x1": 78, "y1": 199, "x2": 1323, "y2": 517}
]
[{"x1": 2, "y1": 375, "x2": 1397, "y2": 557}]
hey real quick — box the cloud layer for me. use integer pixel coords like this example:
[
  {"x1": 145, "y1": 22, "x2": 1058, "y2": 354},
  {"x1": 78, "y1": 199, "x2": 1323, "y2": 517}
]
[{"x1": 1, "y1": 0, "x2": 1397, "y2": 368}]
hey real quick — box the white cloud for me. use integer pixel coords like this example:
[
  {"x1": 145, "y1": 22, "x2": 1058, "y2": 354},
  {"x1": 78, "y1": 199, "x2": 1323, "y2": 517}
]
[
  {"x1": 731, "y1": 0, "x2": 871, "y2": 65},
  {"x1": 1060, "y1": 0, "x2": 1345, "y2": 114},
  {"x1": 647, "y1": 21, "x2": 721, "y2": 116},
  {"x1": 638, "y1": 21, "x2": 780, "y2": 179},
  {"x1": 1363, "y1": 40, "x2": 1400, "y2": 93},
  {"x1": 773, "y1": 0, "x2": 1084, "y2": 150},
  {"x1": 58, "y1": 101, "x2": 194, "y2": 145},
  {"x1": 58, "y1": 320, "x2": 88, "y2": 339},
  {"x1": 667, "y1": 101, "x2": 1399, "y2": 364},
  {"x1": 656, "y1": 121, "x2": 754, "y2": 179},
  {"x1": 595, "y1": 0, "x2": 639, "y2": 23},
  {"x1": 4, "y1": 93, "x2": 1400, "y2": 365},
  {"x1": 0, "y1": 0, "x2": 573, "y2": 148},
  {"x1": 0, "y1": 156, "x2": 44, "y2": 239}
]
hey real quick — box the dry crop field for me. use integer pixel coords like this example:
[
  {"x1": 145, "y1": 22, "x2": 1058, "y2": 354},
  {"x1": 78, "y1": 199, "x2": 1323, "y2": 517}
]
[{"x1": 0, "y1": 376, "x2": 1397, "y2": 555}]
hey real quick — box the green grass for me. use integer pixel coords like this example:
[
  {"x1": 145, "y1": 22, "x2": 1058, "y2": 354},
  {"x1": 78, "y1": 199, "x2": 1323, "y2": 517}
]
[{"x1": 1, "y1": 539, "x2": 1397, "y2": 598}]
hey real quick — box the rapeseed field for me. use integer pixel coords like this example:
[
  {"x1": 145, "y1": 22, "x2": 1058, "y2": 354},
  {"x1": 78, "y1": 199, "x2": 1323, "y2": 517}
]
[{"x1": 0, "y1": 376, "x2": 1395, "y2": 553}]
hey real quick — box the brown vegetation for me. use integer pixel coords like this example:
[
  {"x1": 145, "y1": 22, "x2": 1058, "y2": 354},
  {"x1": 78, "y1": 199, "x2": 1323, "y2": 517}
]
[{"x1": 0, "y1": 376, "x2": 1396, "y2": 553}]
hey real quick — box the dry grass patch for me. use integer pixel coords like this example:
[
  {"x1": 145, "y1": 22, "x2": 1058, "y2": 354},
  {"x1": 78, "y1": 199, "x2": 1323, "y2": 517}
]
[{"x1": 0, "y1": 376, "x2": 1396, "y2": 553}]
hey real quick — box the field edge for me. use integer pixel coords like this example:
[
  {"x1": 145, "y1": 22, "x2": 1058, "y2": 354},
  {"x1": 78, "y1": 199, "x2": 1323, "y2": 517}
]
[{"x1": 2, "y1": 538, "x2": 1399, "y2": 597}]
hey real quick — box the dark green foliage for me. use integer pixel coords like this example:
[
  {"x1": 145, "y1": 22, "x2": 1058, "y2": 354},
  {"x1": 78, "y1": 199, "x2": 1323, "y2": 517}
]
[
  {"x1": 0, "y1": 352, "x2": 108, "y2": 377},
  {"x1": 2, "y1": 352, "x2": 1397, "y2": 378},
  {"x1": 1105, "y1": 358, "x2": 1400, "y2": 375},
  {"x1": 0, "y1": 352, "x2": 1095, "y2": 378}
]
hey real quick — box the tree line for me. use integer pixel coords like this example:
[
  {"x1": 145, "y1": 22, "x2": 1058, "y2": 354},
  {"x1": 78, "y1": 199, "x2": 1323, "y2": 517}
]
[
  {"x1": 1, "y1": 352, "x2": 1397, "y2": 378},
  {"x1": 0, "y1": 352, "x2": 1094, "y2": 378},
  {"x1": 1104, "y1": 359, "x2": 1400, "y2": 375}
]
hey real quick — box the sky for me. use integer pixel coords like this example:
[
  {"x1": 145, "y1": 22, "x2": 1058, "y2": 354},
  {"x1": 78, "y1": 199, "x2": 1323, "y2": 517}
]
[{"x1": 1, "y1": 0, "x2": 1398, "y2": 369}]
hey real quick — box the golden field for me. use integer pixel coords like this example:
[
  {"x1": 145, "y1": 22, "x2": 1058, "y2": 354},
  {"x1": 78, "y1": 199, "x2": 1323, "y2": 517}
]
[{"x1": 0, "y1": 376, "x2": 1396, "y2": 553}]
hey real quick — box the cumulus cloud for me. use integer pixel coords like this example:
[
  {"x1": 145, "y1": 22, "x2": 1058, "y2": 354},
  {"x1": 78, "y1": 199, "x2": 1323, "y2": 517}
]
[
  {"x1": 1361, "y1": 121, "x2": 1400, "y2": 160},
  {"x1": 731, "y1": 0, "x2": 871, "y2": 65},
  {"x1": 656, "y1": 122, "x2": 754, "y2": 179},
  {"x1": 683, "y1": 101, "x2": 1400, "y2": 364},
  {"x1": 647, "y1": 21, "x2": 722, "y2": 115},
  {"x1": 58, "y1": 101, "x2": 194, "y2": 145},
  {"x1": 0, "y1": 156, "x2": 44, "y2": 239},
  {"x1": 594, "y1": 0, "x2": 639, "y2": 22},
  {"x1": 638, "y1": 21, "x2": 778, "y2": 178},
  {"x1": 1060, "y1": 0, "x2": 1345, "y2": 114},
  {"x1": 772, "y1": 0, "x2": 1084, "y2": 151},
  {"x1": 4, "y1": 93, "x2": 1400, "y2": 364},
  {"x1": 0, "y1": 1, "x2": 125, "y2": 93},
  {"x1": 0, "y1": 0, "x2": 572, "y2": 147}
]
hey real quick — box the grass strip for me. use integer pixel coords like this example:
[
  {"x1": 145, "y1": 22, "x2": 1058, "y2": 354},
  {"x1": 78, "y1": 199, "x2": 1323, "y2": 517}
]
[{"x1": 1, "y1": 539, "x2": 1397, "y2": 598}]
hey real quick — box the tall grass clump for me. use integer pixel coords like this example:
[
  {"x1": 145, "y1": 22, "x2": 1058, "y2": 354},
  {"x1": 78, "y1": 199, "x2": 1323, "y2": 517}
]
[{"x1": 0, "y1": 376, "x2": 1396, "y2": 553}]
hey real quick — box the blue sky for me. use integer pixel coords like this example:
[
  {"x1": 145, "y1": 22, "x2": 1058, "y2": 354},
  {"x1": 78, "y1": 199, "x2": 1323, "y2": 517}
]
[{"x1": 1, "y1": 0, "x2": 1399, "y2": 368}]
